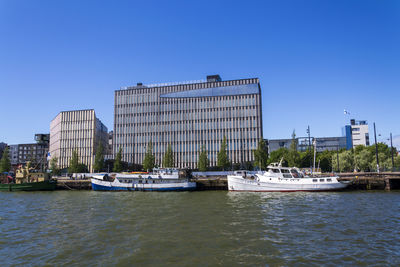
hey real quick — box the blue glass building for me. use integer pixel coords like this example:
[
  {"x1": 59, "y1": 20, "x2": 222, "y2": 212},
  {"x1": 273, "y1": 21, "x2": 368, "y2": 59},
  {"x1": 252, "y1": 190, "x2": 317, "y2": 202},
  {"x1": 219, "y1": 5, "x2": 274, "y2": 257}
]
[{"x1": 342, "y1": 125, "x2": 353, "y2": 150}]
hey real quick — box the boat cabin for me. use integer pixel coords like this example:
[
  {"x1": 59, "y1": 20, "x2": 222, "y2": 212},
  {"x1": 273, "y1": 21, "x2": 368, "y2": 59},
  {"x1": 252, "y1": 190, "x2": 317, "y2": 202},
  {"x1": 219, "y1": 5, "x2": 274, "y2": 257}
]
[
  {"x1": 265, "y1": 167, "x2": 305, "y2": 179},
  {"x1": 15, "y1": 162, "x2": 49, "y2": 184}
]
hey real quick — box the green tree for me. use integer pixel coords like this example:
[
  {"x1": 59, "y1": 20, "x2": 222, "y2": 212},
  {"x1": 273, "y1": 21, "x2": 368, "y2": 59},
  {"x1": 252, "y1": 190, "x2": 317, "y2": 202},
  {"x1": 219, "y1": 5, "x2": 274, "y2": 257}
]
[
  {"x1": 253, "y1": 139, "x2": 268, "y2": 170},
  {"x1": 217, "y1": 136, "x2": 230, "y2": 170},
  {"x1": 93, "y1": 143, "x2": 105, "y2": 172},
  {"x1": 68, "y1": 150, "x2": 80, "y2": 173},
  {"x1": 113, "y1": 147, "x2": 123, "y2": 172},
  {"x1": 394, "y1": 155, "x2": 400, "y2": 169},
  {"x1": 365, "y1": 143, "x2": 392, "y2": 171},
  {"x1": 268, "y1": 147, "x2": 289, "y2": 166},
  {"x1": 354, "y1": 146, "x2": 373, "y2": 172},
  {"x1": 317, "y1": 150, "x2": 334, "y2": 173},
  {"x1": 0, "y1": 147, "x2": 11, "y2": 173},
  {"x1": 288, "y1": 130, "x2": 300, "y2": 167},
  {"x1": 332, "y1": 150, "x2": 354, "y2": 172},
  {"x1": 299, "y1": 150, "x2": 313, "y2": 168},
  {"x1": 370, "y1": 152, "x2": 392, "y2": 171},
  {"x1": 162, "y1": 144, "x2": 174, "y2": 168},
  {"x1": 198, "y1": 145, "x2": 209, "y2": 172},
  {"x1": 77, "y1": 163, "x2": 88, "y2": 173},
  {"x1": 143, "y1": 141, "x2": 155, "y2": 172},
  {"x1": 50, "y1": 156, "x2": 61, "y2": 176}
]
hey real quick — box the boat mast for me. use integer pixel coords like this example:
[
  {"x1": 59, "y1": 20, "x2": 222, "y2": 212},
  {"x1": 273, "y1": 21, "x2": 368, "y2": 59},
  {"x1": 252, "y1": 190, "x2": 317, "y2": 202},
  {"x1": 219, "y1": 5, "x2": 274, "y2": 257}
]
[
  {"x1": 313, "y1": 139, "x2": 317, "y2": 175},
  {"x1": 278, "y1": 157, "x2": 284, "y2": 167}
]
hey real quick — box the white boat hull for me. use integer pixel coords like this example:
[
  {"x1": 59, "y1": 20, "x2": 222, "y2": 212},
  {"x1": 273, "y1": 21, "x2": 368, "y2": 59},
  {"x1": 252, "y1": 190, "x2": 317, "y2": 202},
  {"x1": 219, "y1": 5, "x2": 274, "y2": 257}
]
[
  {"x1": 91, "y1": 178, "x2": 196, "y2": 191},
  {"x1": 227, "y1": 175, "x2": 348, "y2": 192}
]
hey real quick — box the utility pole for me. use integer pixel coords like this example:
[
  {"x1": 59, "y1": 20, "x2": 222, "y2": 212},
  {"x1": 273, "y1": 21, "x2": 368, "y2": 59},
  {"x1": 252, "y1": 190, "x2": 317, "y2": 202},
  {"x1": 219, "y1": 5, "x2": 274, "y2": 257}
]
[
  {"x1": 374, "y1": 122, "x2": 380, "y2": 173},
  {"x1": 390, "y1": 133, "x2": 394, "y2": 171}
]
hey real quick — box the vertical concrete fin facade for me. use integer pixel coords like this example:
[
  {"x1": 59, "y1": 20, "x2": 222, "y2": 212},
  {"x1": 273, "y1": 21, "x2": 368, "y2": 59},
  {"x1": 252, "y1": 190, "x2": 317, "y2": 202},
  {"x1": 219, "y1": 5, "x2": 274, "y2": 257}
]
[
  {"x1": 50, "y1": 109, "x2": 108, "y2": 172},
  {"x1": 114, "y1": 76, "x2": 263, "y2": 169}
]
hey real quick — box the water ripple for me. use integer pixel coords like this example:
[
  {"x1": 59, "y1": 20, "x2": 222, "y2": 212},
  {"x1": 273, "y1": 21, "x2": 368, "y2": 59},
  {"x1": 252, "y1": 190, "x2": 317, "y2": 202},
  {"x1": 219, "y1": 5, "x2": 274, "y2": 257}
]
[{"x1": 0, "y1": 191, "x2": 399, "y2": 266}]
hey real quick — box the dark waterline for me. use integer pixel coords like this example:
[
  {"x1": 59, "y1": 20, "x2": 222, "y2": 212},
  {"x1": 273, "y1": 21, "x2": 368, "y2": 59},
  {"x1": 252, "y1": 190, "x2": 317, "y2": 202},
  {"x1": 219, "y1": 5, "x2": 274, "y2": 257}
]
[{"x1": 1, "y1": 191, "x2": 399, "y2": 266}]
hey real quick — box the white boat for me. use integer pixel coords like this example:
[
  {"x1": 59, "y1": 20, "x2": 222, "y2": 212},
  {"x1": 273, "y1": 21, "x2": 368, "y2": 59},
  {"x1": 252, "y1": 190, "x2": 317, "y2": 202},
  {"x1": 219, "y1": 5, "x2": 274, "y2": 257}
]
[
  {"x1": 227, "y1": 163, "x2": 348, "y2": 192},
  {"x1": 91, "y1": 168, "x2": 196, "y2": 191}
]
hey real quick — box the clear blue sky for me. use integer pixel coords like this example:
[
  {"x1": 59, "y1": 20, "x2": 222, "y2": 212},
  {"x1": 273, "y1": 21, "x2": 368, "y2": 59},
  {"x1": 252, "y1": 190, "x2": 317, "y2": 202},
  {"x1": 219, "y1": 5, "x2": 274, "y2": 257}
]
[{"x1": 1, "y1": 0, "x2": 399, "y2": 148}]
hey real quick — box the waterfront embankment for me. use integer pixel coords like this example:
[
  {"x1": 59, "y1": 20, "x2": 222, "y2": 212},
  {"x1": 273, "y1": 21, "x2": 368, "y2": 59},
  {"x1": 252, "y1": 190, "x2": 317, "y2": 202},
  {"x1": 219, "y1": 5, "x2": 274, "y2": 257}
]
[
  {"x1": 55, "y1": 172, "x2": 400, "y2": 190},
  {"x1": 56, "y1": 179, "x2": 91, "y2": 190},
  {"x1": 338, "y1": 172, "x2": 400, "y2": 190}
]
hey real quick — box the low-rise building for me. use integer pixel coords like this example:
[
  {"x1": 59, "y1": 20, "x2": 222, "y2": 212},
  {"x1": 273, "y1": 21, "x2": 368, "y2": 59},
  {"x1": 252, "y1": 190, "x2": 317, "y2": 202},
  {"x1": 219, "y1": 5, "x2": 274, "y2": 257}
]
[
  {"x1": 268, "y1": 136, "x2": 347, "y2": 153},
  {"x1": 0, "y1": 142, "x2": 7, "y2": 159},
  {"x1": 9, "y1": 145, "x2": 18, "y2": 165},
  {"x1": 6, "y1": 134, "x2": 50, "y2": 171}
]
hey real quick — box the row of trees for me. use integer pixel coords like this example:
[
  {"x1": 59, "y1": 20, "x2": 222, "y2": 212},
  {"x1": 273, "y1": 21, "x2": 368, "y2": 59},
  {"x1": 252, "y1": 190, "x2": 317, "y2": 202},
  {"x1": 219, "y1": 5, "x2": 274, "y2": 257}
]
[
  {"x1": 332, "y1": 143, "x2": 400, "y2": 172},
  {"x1": 109, "y1": 136, "x2": 267, "y2": 172},
  {"x1": 267, "y1": 132, "x2": 400, "y2": 172},
  {"x1": 5, "y1": 133, "x2": 398, "y2": 175},
  {"x1": 1, "y1": 138, "x2": 242, "y2": 175}
]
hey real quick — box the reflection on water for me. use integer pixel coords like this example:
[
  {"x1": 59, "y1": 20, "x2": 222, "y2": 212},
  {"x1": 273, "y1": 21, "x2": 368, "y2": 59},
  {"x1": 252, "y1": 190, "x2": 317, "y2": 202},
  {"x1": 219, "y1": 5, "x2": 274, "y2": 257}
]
[{"x1": 1, "y1": 191, "x2": 399, "y2": 266}]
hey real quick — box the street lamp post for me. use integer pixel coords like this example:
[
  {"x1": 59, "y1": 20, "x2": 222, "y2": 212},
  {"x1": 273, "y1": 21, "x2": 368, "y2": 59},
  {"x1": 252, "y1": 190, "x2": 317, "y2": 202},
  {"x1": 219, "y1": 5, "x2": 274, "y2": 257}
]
[
  {"x1": 313, "y1": 139, "x2": 317, "y2": 174},
  {"x1": 374, "y1": 122, "x2": 380, "y2": 173},
  {"x1": 390, "y1": 133, "x2": 394, "y2": 171}
]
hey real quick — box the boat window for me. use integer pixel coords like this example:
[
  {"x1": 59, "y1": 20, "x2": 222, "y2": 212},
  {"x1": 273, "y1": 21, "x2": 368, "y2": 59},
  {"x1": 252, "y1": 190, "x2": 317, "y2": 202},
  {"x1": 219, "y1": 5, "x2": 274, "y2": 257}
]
[
  {"x1": 313, "y1": 179, "x2": 318, "y2": 182},
  {"x1": 271, "y1": 169, "x2": 280, "y2": 173},
  {"x1": 319, "y1": 179, "x2": 325, "y2": 182},
  {"x1": 281, "y1": 169, "x2": 292, "y2": 178},
  {"x1": 290, "y1": 169, "x2": 299, "y2": 178},
  {"x1": 327, "y1": 178, "x2": 332, "y2": 182},
  {"x1": 139, "y1": 180, "x2": 142, "y2": 183}
]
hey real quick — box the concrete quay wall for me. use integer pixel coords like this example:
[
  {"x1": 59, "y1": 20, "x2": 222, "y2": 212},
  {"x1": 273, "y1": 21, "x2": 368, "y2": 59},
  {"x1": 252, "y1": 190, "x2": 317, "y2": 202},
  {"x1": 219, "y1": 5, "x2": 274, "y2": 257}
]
[
  {"x1": 55, "y1": 172, "x2": 400, "y2": 191},
  {"x1": 56, "y1": 179, "x2": 92, "y2": 190},
  {"x1": 338, "y1": 172, "x2": 400, "y2": 190}
]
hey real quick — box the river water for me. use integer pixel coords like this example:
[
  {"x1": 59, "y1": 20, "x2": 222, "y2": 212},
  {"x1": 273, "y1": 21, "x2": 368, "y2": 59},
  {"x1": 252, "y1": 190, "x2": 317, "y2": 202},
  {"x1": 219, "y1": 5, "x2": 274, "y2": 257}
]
[{"x1": 1, "y1": 191, "x2": 399, "y2": 266}]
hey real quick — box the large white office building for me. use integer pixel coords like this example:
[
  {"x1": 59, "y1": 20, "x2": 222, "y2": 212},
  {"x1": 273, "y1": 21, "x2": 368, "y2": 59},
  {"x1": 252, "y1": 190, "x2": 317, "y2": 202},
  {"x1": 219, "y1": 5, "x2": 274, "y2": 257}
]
[{"x1": 114, "y1": 75, "x2": 263, "y2": 169}]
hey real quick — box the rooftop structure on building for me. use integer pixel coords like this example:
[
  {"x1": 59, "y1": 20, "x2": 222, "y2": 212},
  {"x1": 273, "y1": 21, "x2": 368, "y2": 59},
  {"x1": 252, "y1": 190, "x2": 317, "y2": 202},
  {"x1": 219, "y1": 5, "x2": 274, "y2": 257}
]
[
  {"x1": 49, "y1": 109, "x2": 108, "y2": 173},
  {"x1": 114, "y1": 74, "x2": 263, "y2": 169}
]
